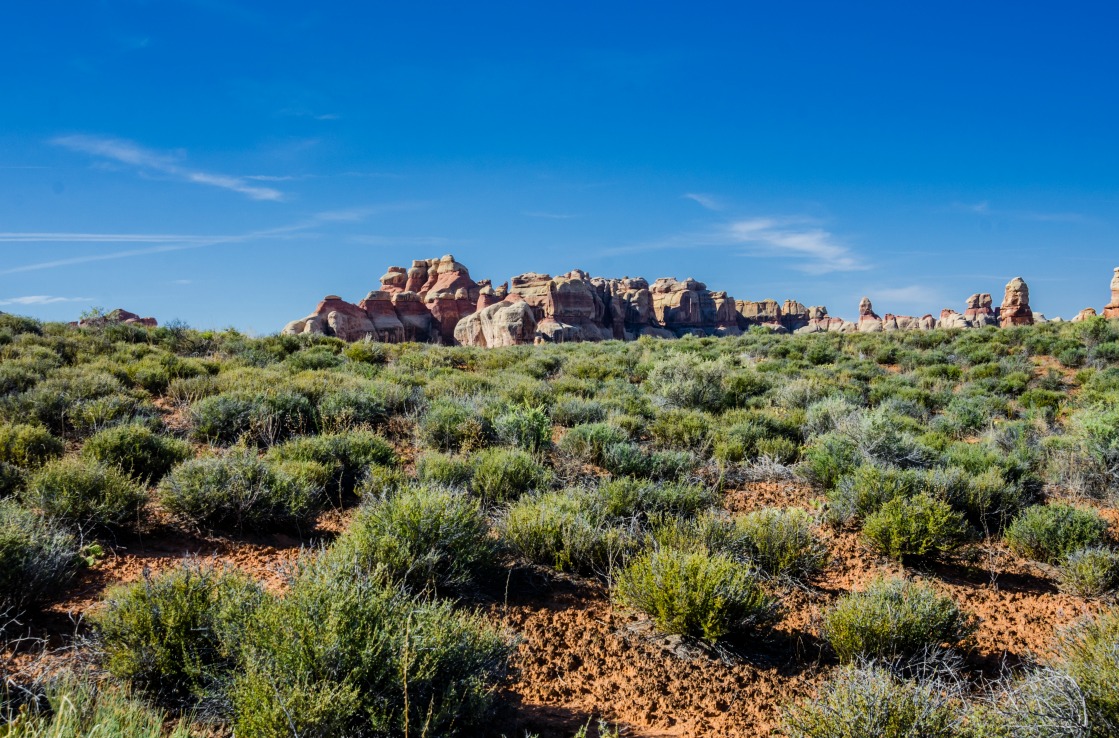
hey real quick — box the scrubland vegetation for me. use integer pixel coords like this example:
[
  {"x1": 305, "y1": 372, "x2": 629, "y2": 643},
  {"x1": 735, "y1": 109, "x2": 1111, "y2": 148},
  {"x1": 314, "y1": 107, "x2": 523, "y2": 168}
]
[{"x1": 2, "y1": 311, "x2": 1119, "y2": 736}]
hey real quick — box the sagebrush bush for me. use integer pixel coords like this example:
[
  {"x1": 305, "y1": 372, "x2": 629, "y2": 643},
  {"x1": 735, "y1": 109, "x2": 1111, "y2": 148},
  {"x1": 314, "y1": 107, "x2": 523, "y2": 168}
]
[
  {"x1": 493, "y1": 404, "x2": 551, "y2": 452},
  {"x1": 232, "y1": 557, "x2": 510, "y2": 738},
  {"x1": 648, "y1": 409, "x2": 711, "y2": 451},
  {"x1": 827, "y1": 465, "x2": 921, "y2": 525},
  {"x1": 801, "y1": 432, "x2": 860, "y2": 490},
  {"x1": 191, "y1": 391, "x2": 315, "y2": 446},
  {"x1": 0, "y1": 422, "x2": 63, "y2": 468},
  {"x1": 598, "y1": 477, "x2": 717, "y2": 520},
  {"x1": 23, "y1": 458, "x2": 146, "y2": 531},
  {"x1": 1005, "y1": 504, "x2": 1111, "y2": 564},
  {"x1": 558, "y1": 422, "x2": 628, "y2": 465},
  {"x1": 1058, "y1": 609, "x2": 1119, "y2": 737},
  {"x1": 81, "y1": 424, "x2": 191, "y2": 484},
  {"x1": 470, "y1": 447, "x2": 551, "y2": 501},
  {"x1": 735, "y1": 507, "x2": 829, "y2": 580},
  {"x1": 862, "y1": 493, "x2": 968, "y2": 562},
  {"x1": 823, "y1": 577, "x2": 976, "y2": 663},
  {"x1": 552, "y1": 397, "x2": 607, "y2": 427},
  {"x1": 316, "y1": 388, "x2": 389, "y2": 432},
  {"x1": 781, "y1": 662, "x2": 965, "y2": 738},
  {"x1": 418, "y1": 398, "x2": 489, "y2": 452},
  {"x1": 614, "y1": 547, "x2": 778, "y2": 641},
  {"x1": 332, "y1": 485, "x2": 496, "y2": 593},
  {"x1": 416, "y1": 451, "x2": 475, "y2": 488},
  {"x1": 499, "y1": 489, "x2": 633, "y2": 575},
  {"x1": 1058, "y1": 546, "x2": 1119, "y2": 597},
  {"x1": 0, "y1": 500, "x2": 80, "y2": 616},
  {"x1": 264, "y1": 431, "x2": 395, "y2": 499},
  {"x1": 158, "y1": 453, "x2": 322, "y2": 532},
  {"x1": 94, "y1": 564, "x2": 263, "y2": 703},
  {"x1": 0, "y1": 461, "x2": 22, "y2": 497},
  {"x1": 1, "y1": 674, "x2": 197, "y2": 738}
]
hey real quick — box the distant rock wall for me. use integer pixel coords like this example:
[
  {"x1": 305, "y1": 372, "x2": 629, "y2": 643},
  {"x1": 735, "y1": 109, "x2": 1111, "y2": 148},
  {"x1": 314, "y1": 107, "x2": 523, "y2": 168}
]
[{"x1": 283, "y1": 256, "x2": 1119, "y2": 346}]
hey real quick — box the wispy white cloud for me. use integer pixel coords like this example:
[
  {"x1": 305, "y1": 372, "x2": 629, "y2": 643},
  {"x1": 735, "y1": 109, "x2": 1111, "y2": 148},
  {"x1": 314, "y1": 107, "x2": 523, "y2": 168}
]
[
  {"x1": 603, "y1": 215, "x2": 865, "y2": 274},
  {"x1": 868, "y1": 284, "x2": 945, "y2": 307},
  {"x1": 950, "y1": 200, "x2": 1087, "y2": 223},
  {"x1": 0, "y1": 295, "x2": 95, "y2": 306},
  {"x1": 0, "y1": 204, "x2": 416, "y2": 275},
  {"x1": 683, "y1": 192, "x2": 722, "y2": 211},
  {"x1": 51, "y1": 135, "x2": 284, "y2": 201},
  {"x1": 523, "y1": 211, "x2": 579, "y2": 219},
  {"x1": 724, "y1": 217, "x2": 865, "y2": 274}
]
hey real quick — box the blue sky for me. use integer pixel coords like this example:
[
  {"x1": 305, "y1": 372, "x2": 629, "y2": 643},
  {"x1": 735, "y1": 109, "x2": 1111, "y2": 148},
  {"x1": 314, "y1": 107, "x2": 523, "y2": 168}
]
[{"x1": 3, "y1": 1, "x2": 1118, "y2": 331}]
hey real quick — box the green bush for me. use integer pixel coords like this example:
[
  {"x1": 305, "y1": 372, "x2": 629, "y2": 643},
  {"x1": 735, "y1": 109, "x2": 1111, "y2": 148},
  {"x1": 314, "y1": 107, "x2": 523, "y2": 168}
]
[
  {"x1": 1, "y1": 674, "x2": 197, "y2": 738},
  {"x1": 782, "y1": 662, "x2": 964, "y2": 738},
  {"x1": 158, "y1": 453, "x2": 322, "y2": 532},
  {"x1": 648, "y1": 409, "x2": 711, "y2": 451},
  {"x1": 231, "y1": 558, "x2": 510, "y2": 738},
  {"x1": 316, "y1": 388, "x2": 389, "y2": 432},
  {"x1": 598, "y1": 477, "x2": 717, "y2": 519},
  {"x1": 0, "y1": 422, "x2": 64, "y2": 468},
  {"x1": 24, "y1": 458, "x2": 147, "y2": 531},
  {"x1": 498, "y1": 489, "x2": 633, "y2": 575},
  {"x1": 264, "y1": 431, "x2": 396, "y2": 499},
  {"x1": 1058, "y1": 609, "x2": 1119, "y2": 737},
  {"x1": 0, "y1": 461, "x2": 23, "y2": 498},
  {"x1": 552, "y1": 397, "x2": 607, "y2": 427},
  {"x1": 613, "y1": 547, "x2": 778, "y2": 641},
  {"x1": 862, "y1": 494, "x2": 968, "y2": 562},
  {"x1": 1005, "y1": 504, "x2": 1111, "y2": 564},
  {"x1": 191, "y1": 391, "x2": 315, "y2": 446},
  {"x1": 416, "y1": 452, "x2": 475, "y2": 488},
  {"x1": 735, "y1": 507, "x2": 829, "y2": 580},
  {"x1": 493, "y1": 404, "x2": 551, "y2": 452},
  {"x1": 332, "y1": 485, "x2": 496, "y2": 593},
  {"x1": 470, "y1": 447, "x2": 551, "y2": 502},
  {"x1": 417, "y1": 398, "x2": 489, "y2": 452},
  {"x1": 823, "y1": 577, "x2": 976, "y2": 663},
  {"x1": 94, "y1": 564, "x2": 263, "y2": 702},
  {"x1": 1058, "y1": 546, "x2": 1119, "y2": 598},
  {"x1": 646, "y1": 356, "x2": 728, "y2": 412},
  {"x1": 0, "y1": 500, "x2": 80, "y2": 616},
  {"x1": 801, "y1": 432, "x2": 860, "y2": 490},
  {"x1": 558, "y1": 422, "x2": 628, "y2": 465},
  {"x1": 827, "y1": 465, "x2": 921, "y2": 525},
  {"x1": 81, "y1": 424, "x2": 191, "y2": 485}
]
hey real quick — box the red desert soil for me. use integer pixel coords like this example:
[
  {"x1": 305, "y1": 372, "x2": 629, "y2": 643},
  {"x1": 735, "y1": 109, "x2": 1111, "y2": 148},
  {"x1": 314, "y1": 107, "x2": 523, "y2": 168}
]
[{"x1": 17, "y1": 481, "x2": 1113, "y2": 738}]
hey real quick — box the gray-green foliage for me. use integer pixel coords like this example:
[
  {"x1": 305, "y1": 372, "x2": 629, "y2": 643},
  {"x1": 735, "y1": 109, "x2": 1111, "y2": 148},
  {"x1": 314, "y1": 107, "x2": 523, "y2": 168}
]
[
  {"x1": 24, "y1": 458, "x2": 147, "y2": 531},
  {"x1": 0, "y1": 500, "x2": 81, "y2": 616}
]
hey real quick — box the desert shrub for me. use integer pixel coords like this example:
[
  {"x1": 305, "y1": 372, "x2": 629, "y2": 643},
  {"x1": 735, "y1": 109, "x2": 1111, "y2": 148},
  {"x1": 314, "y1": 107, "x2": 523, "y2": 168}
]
[
  {"x1": 493, "y1": 404, "x2": 551, "y2": 452},
  {"x1": 823, "y1": 577, "x2": 976, "y2": 663},
  {"x1": 0, "y1": 500, "x2": 80, "y2": 616},
  {"x1": 0, "y1": 462, "x2": 23, "y2": 498},
  {"x1": 601, "y1": 442, "x2": 697, "y2": 480},
  {"x1": 418, "y1": 398, "x2": 490, "y2": 452},
  {"x1": 158, "y1": 453, "x2": 322, "y2": 532},
  {"x1": 283, "y1": 346, "x2": 343, "y2": 372},
  {"x1": 558, "y1": 422, "x2": 628, "y2": 465},
  {"x1": 416, "y1": 452, "x2": 475, "y2": 488},
  {"x1": 231, "y1": 558, "x2": 510, "y2": 738},
  {"x1": 94, "y1": 564, "x2": 263, "y2": 703},
  {"x1": 498, "y1": 489, "x2": 633, "y2": 575},
  {"x1": 646, "y1": 356, "x2": 728, "y2": 412},
  {"x1": 801, "y1": 432, "x2": 860, "y2": 490},
  {"x1": 781, "y1": 662, "x2": 964, "y2": 738},
  {"x1": 0, "y1": 423, "x2": 64, "y2": 469},
  {"x1": 264, "y1": 431, "x2": 395, "y2": 499},
  {"x1": 1005, "y1": 504, "x2": 1110, "y2": 564},
  {"x1": 862, "y1": 494, "x2": 968, "y2": 562},
  {"x1": 735, "y1": 507, "x2": 829, "y2": 580},
  {"x1": 81, "y1": 424, "x2": 191, "y2": 484},
  {"x1": 648, "y1": 409, "x2": 711, "y2": 451},
  {"x1": 1058, "y1": 546, "x2": 1119, "y2": 598},
  {"x1": 316, "y1": 388, "x2": 389, "y2": 432},
  {"x1": 1058, "y1": 609, "x2": 1119, "y2": 736},
  {"x1": 342, "y1": 340, "x2": 387, "y2": 364},
  {"x1": 552, "y1": 397, "x2": 607, "y2": 427},
  {"x1": 23, "y1": 458, "x2": 146, "y2": 531},
  {"x1": 827, "y1": 465, "x2": 922, "y2": 525},
  {"x1": 332, "y1": 485, "x2": 496, "y2": 593},
  {"x1": 190, "y1": 391, "x2": 315, "y2": 447},
  {"x1": 973, "y1": 667, "x2": 1092, "y2": 738},
  {"x1": 1, "y1": 674, "x2": 197, "y2": 738},
  {"x1": 756, "y1": 435, "x2": 799, "y2": 463},
  {"x1": 613, "y1": 547, "x2": 778, "y2": 641},
  {"x1": 470, "y1": 447, "x2": 551, "y2": 502},
  {"x1": 598, "y1": 477, "x2": 716, "y2": 520},
  {"x1": 14, "y1": 370, "x2": 153, "y2": 436}
]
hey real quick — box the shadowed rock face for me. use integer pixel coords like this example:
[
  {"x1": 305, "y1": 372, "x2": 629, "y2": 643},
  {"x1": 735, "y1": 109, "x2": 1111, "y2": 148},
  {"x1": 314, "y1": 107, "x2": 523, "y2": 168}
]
[{"x1": 282, "y1": 257, "x2": 1081, "y2": 345}]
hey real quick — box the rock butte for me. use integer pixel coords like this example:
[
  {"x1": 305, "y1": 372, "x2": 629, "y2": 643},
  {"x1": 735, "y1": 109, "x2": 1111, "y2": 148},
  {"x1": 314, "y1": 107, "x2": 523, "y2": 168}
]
[
  {"x1": 71, "y1": 308, "x2": 158, "y2": 329},
  {"x1": 282, "y1": 256, "x2": 1118, "y2": 346}
]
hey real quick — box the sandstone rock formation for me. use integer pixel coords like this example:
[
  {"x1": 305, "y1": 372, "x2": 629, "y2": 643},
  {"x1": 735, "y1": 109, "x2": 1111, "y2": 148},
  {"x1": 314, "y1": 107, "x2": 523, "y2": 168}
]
[
  {"x1": 999, "y1": 277, "x2": 1034, "y2": 327},
  {"x1": 1073, "y1": 307, "x2": 1098, "y2": 322},
  {"x1": 1105, "y1": 268, "x2": 1119, "y2": 319},
  {"x1": 75, "y1": 308, "x2": 157, "y2": 328},
  {"x1": 282, "y1": 255, "x2": 1083, "y2": 345}
]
